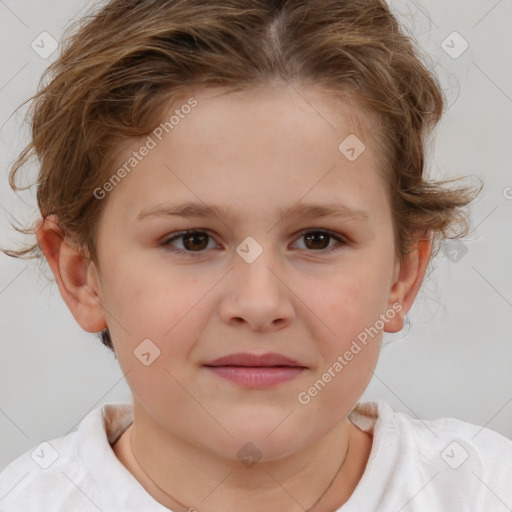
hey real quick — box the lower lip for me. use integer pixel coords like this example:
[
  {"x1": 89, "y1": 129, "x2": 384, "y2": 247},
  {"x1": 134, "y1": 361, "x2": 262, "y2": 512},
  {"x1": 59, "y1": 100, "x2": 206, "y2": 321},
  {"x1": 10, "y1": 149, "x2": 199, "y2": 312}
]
[{"x1": 205, "y1": 366, "x2": 305, "y2": 388}]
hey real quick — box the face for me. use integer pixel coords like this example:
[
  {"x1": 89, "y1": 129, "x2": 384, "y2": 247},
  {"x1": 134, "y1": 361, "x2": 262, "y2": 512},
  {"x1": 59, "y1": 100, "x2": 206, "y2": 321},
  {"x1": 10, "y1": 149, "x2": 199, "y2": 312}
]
[{"x1": 91, "y1": 84, "x2": 401, "y2": 461}]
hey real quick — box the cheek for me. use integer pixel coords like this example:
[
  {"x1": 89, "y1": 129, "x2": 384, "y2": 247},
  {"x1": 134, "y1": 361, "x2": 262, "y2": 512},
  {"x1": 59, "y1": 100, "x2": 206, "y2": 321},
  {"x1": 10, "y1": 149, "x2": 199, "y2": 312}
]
[
  {"x1": 102, "y1": 260, "x2": 221, "y2": 384},
  {"x1": 299, "y1": 276, "x2": 385, "y2": 417},
  {"x1": 315, "y1": 264, "x2": 391, "y2": 339},
  {"x1": 302, "y1": 257, "x2": 392, "y2": 384},
  {"x1": 101, "y1": 252, "x2": 202, "y2": 333}
]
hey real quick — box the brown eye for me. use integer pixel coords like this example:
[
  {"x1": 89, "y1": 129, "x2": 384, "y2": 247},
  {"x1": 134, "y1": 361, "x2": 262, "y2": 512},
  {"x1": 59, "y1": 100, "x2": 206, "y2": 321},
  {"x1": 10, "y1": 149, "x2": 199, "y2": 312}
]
[
  {"x1": 162, "y1": 228, "x2": 347, "y2": 258},
  {"x1": 181, "y1": 232, "x2": 209, "y2": 251},
  {"x1": 303, "y1": 231, "x2": 331, "y2": 250},
  {"x1": 294, "y1": 230, "x2": 346, "y2": 253},
  {"x1": 162, "y1": 230, "x2": 216, "y2": 255}
]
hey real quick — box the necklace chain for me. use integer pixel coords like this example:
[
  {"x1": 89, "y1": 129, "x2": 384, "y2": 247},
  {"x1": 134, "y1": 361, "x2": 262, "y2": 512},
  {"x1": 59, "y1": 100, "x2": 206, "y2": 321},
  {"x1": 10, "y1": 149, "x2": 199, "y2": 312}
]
[{"x1": 129, "y1": 427, "x2": 350, "y2": 512}]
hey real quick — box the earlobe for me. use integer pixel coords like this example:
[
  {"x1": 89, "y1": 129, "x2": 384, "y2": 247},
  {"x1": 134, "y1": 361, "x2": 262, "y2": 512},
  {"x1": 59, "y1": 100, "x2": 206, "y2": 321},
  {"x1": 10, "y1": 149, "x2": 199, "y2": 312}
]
[
  {"x1": 36, "y1": 216, "x2": 107, "y2": 333},
  {"x1": 385, "y1": 233, "x2": 432, "y2": 333}
]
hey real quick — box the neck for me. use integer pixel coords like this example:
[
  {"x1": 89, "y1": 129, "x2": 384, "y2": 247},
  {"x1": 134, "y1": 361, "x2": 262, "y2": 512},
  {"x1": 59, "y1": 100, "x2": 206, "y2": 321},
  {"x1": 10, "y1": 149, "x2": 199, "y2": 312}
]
[{"x1": 113, "y1": 407, "x2": 371, "y2": 512}]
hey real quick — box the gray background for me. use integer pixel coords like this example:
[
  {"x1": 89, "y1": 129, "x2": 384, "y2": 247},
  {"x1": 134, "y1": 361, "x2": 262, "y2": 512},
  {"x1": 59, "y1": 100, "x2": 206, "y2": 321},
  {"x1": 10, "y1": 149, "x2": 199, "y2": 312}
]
[{"x1": 1, "y1": 0, "x2": 511, "y2": 471}]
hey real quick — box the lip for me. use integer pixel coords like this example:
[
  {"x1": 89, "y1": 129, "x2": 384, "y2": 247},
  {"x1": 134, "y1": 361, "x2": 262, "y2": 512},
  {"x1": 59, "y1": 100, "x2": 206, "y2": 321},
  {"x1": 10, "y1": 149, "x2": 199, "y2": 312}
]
[
  {"x1": 204, "y1": 352, "x2": 305, "y2": 367},
  {"x1": 204, "y1": 352, "x2": 307, "y2": 388}
]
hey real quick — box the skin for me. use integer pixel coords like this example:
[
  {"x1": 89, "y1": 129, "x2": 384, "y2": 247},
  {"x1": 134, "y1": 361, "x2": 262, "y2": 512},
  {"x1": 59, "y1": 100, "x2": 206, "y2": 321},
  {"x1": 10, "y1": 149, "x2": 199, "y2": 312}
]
[{"x1": 37, "y1": 83, "x2": 431, "y2": 512}]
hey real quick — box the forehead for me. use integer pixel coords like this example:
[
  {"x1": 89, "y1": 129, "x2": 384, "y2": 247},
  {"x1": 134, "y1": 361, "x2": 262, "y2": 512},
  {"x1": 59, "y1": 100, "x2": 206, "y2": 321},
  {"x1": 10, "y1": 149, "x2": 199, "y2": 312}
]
[
  {"x1": 170, "y1": 83, "x2": 376, "y2": 147},
  {"x1": 101, "y1": 84, "x2": 389, "y2": 224}
]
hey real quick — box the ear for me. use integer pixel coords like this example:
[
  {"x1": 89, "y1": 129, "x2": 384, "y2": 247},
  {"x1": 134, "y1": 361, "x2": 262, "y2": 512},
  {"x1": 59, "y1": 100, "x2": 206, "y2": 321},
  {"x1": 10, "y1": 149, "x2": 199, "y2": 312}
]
[
  {"x1": 384, "y1": 231, "x2": 432, "y2": 333},
  {"x1": 36, "y1": 216, "x2": 107, "y2": 333}
]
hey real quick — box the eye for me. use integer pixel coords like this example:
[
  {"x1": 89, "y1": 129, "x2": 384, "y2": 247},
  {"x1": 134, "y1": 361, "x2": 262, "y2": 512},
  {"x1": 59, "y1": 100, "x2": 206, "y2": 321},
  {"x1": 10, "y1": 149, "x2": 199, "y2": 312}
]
[
  {"x1": 292, "y1": 229, "x2": 347, "y2": 253},
  {"x1": 161, "y1": 230, "x2": 218, "y2": 256},
  {"x1": 160, "y1": 229, "x2": 348, "y2": 257}
]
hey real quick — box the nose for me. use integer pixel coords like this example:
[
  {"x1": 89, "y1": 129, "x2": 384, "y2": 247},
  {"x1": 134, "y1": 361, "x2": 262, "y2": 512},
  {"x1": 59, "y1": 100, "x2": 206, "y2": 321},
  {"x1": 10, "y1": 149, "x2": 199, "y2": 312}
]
[{"x1": 219, "y1": 249, "x2": 295, "y2": 333}]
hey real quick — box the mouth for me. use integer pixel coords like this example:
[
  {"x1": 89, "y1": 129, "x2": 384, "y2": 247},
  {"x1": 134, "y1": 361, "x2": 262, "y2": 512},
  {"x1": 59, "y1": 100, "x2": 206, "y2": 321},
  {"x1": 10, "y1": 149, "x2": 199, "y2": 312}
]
[{"x1": 203, "y1": 352, "x2": 308, "y2": 388}]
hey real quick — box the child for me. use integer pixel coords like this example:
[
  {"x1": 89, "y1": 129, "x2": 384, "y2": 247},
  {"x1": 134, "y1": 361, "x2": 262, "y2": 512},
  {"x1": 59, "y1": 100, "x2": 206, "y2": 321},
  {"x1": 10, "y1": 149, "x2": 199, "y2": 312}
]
[{"x1": 1, "y1": 0, "x2": 511, "y2": 510}]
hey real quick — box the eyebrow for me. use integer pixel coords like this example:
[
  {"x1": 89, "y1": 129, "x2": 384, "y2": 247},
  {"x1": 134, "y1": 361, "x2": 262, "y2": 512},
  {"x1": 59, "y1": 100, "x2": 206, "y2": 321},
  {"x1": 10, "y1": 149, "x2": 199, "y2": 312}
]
[{"x1": 137, "y1": 201, "x2": 369, "y2": 223}]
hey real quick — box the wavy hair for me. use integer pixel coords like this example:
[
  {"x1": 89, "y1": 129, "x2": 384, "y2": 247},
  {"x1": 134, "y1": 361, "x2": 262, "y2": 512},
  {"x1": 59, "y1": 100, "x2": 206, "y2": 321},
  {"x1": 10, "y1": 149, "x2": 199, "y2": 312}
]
[{"x1": 4, "y1": 0, "x2": 480, "y2": 351}]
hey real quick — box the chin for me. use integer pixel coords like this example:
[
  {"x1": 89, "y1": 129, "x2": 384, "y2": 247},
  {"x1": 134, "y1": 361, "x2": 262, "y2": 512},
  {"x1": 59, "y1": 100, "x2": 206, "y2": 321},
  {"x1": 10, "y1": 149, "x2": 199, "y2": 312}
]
[{"x1": 219, "y1": 424, "x2": 313, "y2": 464}]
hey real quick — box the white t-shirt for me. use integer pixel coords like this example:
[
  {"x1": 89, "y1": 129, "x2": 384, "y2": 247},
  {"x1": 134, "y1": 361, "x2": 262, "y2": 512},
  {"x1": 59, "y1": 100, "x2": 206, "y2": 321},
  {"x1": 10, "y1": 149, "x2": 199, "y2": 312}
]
[{"x1": 1, "y1": 400, "x2": 511, "y2": 511}]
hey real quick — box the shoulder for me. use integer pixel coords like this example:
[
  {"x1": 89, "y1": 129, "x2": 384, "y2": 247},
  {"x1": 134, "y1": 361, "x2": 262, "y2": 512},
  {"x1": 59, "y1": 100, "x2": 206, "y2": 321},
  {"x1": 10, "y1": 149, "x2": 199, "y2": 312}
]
[
  {"x1": 0, "y1": 430, "x2": 99, "y2": 511},
  {"x1": 353, "y1": 400, "x2": 512, "y2": 460},
  {"x1": 398, "y1": 406, "x2": 512, "y2": 509},
  {"x1": 388, "y1": 403, "x2": 512, "y2": 466},
  {"x1": 0, "y1": 402, "x2": 134, "y2": 512},
  {"x1": 349, "y1": 401, "x2": 512, "y2": 511}
]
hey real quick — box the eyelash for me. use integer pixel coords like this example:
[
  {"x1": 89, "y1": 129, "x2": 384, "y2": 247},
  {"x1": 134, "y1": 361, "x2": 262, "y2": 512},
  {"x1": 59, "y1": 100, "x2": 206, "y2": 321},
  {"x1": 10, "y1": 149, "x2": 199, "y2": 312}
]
[{"x1": 160, "y1": 229, "x2": 348, "y2": 257}]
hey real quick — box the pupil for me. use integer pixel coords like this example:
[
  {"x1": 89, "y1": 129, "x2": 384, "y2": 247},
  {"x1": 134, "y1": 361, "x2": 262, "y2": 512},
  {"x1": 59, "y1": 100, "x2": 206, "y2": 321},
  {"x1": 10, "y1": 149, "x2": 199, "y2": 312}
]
[
  {"x1": 185, "y1": 233, "x2": 207, "y2": 251},
  {"x1": 306, "y1": 232, "x2": 328, "y2": 250}
]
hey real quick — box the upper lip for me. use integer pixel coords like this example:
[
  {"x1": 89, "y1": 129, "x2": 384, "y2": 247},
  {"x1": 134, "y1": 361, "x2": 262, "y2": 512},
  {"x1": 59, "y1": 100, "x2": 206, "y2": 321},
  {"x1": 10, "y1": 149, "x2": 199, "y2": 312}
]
[{"x1": 204, "y1": 352, "x2": 306, "y2": 367}]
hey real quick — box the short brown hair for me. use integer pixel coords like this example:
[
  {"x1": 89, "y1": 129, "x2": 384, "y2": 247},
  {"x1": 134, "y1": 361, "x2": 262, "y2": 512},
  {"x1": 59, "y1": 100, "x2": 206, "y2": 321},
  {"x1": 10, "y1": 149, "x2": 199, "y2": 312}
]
[{"x1": 4, "y1": 0, "x2": 480, "y2": 352}]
